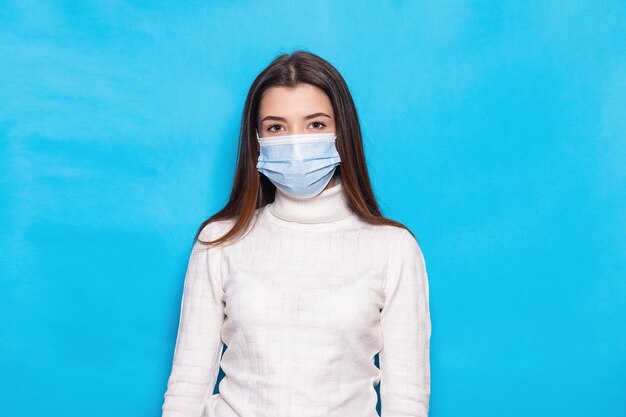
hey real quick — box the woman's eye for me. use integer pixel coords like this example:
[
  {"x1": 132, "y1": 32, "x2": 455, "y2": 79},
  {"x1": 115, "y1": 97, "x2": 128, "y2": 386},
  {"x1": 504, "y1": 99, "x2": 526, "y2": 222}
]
[
  {"x1": 310, "y1": 121, "x2": 326, "y2": 129},
  {"x1": 267, "y1": 124, "x2": 283, "y2": 132}
]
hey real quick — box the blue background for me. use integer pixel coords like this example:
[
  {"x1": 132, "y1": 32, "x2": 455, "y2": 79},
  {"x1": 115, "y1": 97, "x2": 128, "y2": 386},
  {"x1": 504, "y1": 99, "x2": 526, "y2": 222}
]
[{"x1": 1, "y1": 1, "x2": 624, "y2": 416}]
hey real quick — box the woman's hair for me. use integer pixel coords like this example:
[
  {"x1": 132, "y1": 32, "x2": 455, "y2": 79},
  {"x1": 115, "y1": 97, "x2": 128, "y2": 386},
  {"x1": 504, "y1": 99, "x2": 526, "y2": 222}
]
[{"x1": 195, "y1": 50, "x2": 414, "y2": 246}]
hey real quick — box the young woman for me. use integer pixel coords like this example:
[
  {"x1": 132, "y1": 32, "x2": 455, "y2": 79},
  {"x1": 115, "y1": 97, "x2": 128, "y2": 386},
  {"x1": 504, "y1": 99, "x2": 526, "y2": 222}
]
[{"x1": 161, "y1": 50, "x2": 431, "y2": 417}]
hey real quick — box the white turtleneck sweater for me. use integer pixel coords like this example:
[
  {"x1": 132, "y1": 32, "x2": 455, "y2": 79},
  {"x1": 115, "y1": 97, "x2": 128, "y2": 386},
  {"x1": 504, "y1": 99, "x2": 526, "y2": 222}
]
[{"x1": 161, "y1": 177, "x2": 431, "y2": 417}]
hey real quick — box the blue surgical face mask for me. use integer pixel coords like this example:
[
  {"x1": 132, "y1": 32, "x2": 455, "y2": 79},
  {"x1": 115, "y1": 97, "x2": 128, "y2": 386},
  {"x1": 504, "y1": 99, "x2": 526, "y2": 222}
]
[{"x1": 255, "y1": 130, "x2": 341, "y2": 198}]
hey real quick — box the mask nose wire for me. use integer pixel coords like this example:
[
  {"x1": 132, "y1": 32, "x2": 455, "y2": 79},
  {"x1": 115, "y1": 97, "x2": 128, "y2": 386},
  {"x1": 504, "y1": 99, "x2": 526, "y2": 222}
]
[{"x1": 255, "y1": 130, "x2": 338, "y2": 141}]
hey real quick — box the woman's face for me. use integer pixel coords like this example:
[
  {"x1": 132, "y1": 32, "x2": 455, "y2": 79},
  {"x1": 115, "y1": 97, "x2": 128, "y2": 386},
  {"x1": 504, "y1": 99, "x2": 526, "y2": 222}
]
[{"x1": 257, "y1": 83, "x2": 336, "y2": 138}]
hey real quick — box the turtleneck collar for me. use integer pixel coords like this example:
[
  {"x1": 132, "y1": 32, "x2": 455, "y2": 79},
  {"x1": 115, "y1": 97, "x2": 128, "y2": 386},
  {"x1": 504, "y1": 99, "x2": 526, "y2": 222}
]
[{"x1": 266, "y1": 173, "x2": 354, "y2": 224}]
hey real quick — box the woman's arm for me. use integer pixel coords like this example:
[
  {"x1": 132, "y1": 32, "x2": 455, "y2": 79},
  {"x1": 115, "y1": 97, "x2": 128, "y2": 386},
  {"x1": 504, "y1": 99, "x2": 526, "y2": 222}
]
[
  {"x1": 379, "y1": 229, "x2": 432, "y2": 417},
  {"x1": 162, "y1": 234, "x2": 225, "y2": 417}
]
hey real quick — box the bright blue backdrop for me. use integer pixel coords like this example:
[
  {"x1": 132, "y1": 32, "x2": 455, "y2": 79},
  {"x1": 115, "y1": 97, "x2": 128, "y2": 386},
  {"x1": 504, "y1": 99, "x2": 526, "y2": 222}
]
[{"x1": 1, "y1": 1, "x2": 624, "y2": 416}]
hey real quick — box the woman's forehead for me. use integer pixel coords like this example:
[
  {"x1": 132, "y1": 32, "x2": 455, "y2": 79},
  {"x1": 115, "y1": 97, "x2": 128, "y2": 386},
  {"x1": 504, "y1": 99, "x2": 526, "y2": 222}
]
[{"x1": 259, "y1": 84, "x2": 333, "y2": 117}]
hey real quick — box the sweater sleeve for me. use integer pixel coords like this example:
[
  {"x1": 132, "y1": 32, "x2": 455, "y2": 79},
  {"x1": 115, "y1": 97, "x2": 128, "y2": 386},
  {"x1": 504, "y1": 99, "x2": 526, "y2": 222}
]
[
  {"x1": 379, "y1": 229, "x2": 432, "y2": 417},
  {"x1": 162, "y1": 236, "x2": 225, "y2": 417}
]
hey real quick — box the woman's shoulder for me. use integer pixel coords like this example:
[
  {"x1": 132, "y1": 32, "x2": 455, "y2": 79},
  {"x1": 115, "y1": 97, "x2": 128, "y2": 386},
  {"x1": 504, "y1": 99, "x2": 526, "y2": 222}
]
[
  {"x1": 359, "y1": 221, "x2": 426, "y2": 261},
  {"x1": 196, "y1": 217, "x2": 238, "y2": 246},
  {"x1": 355, "y1": 217, "x2": 414, "y2": 242}
]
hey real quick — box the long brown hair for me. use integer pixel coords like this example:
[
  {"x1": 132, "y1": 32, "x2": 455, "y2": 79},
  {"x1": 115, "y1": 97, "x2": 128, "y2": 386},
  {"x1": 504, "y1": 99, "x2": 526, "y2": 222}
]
[{"x1": 195, "y1": 50, "x2": 414, "y2": 247}]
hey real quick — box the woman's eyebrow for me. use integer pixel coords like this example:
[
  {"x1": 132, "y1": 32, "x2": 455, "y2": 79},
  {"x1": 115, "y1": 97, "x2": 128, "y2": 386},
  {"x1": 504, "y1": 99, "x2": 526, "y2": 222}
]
[
  {"x1": 260, "y1": 112, "x2": 332, "y2": 123},
  {"x1": 304, "y1": 112, "x2": 332, "y2": 120},
  {"x1": 260, "y1": 115, "x2": 287, "y2": 122}
]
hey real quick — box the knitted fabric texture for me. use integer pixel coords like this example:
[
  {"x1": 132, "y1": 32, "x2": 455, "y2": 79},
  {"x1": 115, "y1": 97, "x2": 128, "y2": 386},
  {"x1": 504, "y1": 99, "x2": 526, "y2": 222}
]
[{"x1": 162, "y1": 179, "x2": 431, "y2": 417}]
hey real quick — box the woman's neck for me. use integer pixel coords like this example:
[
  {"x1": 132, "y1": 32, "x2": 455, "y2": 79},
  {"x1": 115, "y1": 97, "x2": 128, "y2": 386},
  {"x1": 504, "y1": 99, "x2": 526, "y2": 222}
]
[{"x1": 265, "y1": 171, "x2": 353, "y2": 224}]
